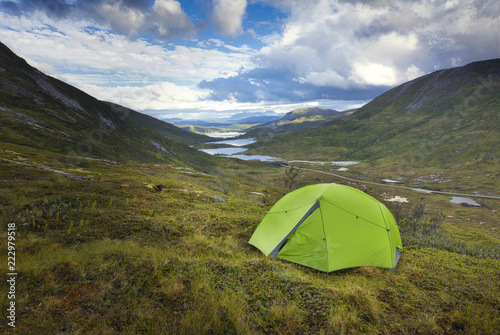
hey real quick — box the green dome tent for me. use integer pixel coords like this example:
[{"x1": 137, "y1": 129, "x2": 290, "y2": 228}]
[{"x1": 249, "y1": 183, "x2": 402, "y2": 272}]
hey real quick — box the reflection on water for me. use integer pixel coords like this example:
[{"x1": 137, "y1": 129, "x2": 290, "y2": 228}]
[
  {"x1": 201, "y1": 132, "x2": 276, "y2": 161},
  {"x1": 205, "y1": 132, "x2": 243, "y2": 138},
  {"x1": 206, "y1": 138, "x2": 257, "y2": 147},
  {"x1": 331, "y1": 161, "x2": 359, "y2": 166},
  {"x1": 201, "y1": 148, "x2": 281, "y2": 162},
  {"x1": 229, "y1": 154, "x2": 282, "y2": 161},
  {"x1": 200, "y1": 147, "x2": 248, "y2": 155},
  {"x1": 200, "y1": 132, "x2": 281, "y2": 161}
]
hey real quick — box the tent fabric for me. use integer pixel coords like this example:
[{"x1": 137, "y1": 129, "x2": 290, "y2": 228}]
[
  {"x1": 269, "y1": 200, "x2": 320, "y2": 258},
  {"x1": 248, "y1": 183, "x2": 402, "y2": 272}
]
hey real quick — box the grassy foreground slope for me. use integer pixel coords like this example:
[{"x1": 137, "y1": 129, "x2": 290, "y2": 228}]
[
  {"x1": 1, "y1": 151, "x2": 499, "y2": 334},
  {"x1": 249, "y1": 59, "x2": 499, "y2": 170}
]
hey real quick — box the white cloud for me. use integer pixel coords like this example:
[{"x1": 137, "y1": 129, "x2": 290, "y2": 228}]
[
  {"x1": 1, "y1": 0, "x2": 498, "y2": 119},
  {"x1": 0, "y1": 0, "x2": 196, "y2": 40},
  {"x1": 153, "y1": 0, "x2": 184, "y2": 16},
  {"x1": 80, "y1": 82, "x2": 209, "y2": 111},
  {"x1": 0, "y1": 12, "x2": 256, "y2": 85},
  {"x1": 351, "y1": 62, "x2": 397, "y2": 86},
  {"x1": 211, "y1": 0, "x2": 247, "y2": 36},
  {"x1": 24, "y1": 58, "x2": 56, "y2": 75},
  {"x1": 151, "y1": 0, "x2": 195, "y2": 38},
  {"x1": 95, "y1": 1, "x2": 145, "y2": 36},
  {"x1": 253, "y1": 0, "x2": 499, "y2": 91},
  {"x1": 405, "y1": 64, "x2": 425, "y2": 81},
  {"x1": 451, "y1": 57, "x2": 462, "y2": 67},
  {"x1": 356, "y1": 32, "x2": 420, "y2": 64},
  {"x1": 153, "y1": 98, "x2": 367, "y2": 120},
  {"x1": 303, "y1": 70, "x2": 349, "y2": 88},
  {"x1": 0, "y1": 11, "x2": 260, "y2": 114},
  {"x1": 254, "y1": 1, "x2": 399, "y2": 87}
]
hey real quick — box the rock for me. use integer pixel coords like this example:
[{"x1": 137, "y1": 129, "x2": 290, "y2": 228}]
[
  {"x1": 450, "y1": 197, "x2": 480, "y2": 207},
  {"x1": 214, "y1": 196, "x2": 227, "y2": 203},
  {"x1": 385, "y1": 196, "x2": 408, "y2": 203}
]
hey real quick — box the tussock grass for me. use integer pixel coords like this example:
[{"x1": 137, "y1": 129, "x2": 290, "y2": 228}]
[{"x1": 1, "y1": 156, "x2": 499, "y2": 334}]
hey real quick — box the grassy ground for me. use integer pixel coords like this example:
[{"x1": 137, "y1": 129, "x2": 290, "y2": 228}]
[{"x1": 1, "y1": 150, "x2": 499, "y2": 334}]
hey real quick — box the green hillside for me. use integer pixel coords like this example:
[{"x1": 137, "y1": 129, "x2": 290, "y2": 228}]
[
  {"x1": 247, "y1": 107, "x2": 354, "y2": 133},
  {"x1": 249, "y1": 60, "x2": 499, "y2": 170},
  {"x1": 0, "y1": 42, "x2": 214, "y2": 171}
]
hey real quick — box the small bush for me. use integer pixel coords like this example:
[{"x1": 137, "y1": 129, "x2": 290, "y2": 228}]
[
  {"x1": 273, "y1": 164, "x2": 302, "y2": 195},
  {"x1": 387, "y1": 201, "x2": 499, "y2": 259}
]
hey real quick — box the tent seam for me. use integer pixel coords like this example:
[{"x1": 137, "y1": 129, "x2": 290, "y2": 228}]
[
  {"x1": 378, "y1": 203, "x2": 395, "y2": 267},
  {"x1": 318, "y1": 198, "x2": 330, "y2": 272},
  {"x1": 267, "y1": 200, "x2": 319, "y2": 214},
  {"x1": 320, "y1": 197, "x2": 386, "y2": 230}
]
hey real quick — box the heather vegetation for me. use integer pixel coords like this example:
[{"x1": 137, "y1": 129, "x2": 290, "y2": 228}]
[{"x1": 1, "y1": 151, "x2": 499, "y2": 334}]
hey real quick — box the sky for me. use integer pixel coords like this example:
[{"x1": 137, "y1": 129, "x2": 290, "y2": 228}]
[{"x1": 0, "y1": 0, "x2": 499, "y2": 121}]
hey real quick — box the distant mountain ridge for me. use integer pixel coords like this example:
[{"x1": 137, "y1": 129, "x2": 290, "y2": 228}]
[
  {"x1": 228, "y1": 111, "x2": 281, "y2": 124},
  {"x1": 249, "y1": 59, "x2": 500, "y2": 169},
  {"x1": 0, "y1": 42, "x2": 214, "y2": 169},
  {"x1": 282, "y1": 107, "x2": 340, "y2": 121},
  {"x1": 246, "y1": 107, "x2": 354, "y2": 133},
  {"x1": 164, "y1": 111, "x2": 282, "y2": 127}
]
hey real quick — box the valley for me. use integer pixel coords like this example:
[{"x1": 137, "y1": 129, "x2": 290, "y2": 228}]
[{"x1": 0, "y1": 42, "x2": 499, "y2": 334}]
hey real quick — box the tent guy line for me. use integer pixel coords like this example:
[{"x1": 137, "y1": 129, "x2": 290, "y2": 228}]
[{"x1": 290, "y1": 166, "x2": 500, "y2": 200}]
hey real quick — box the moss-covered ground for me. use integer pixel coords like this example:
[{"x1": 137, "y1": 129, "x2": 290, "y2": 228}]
[{"x1": 1, "y1": 148, "x2": 499, "y2": 334}]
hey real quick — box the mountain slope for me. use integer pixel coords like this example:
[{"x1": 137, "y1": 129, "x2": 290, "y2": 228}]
[
  {"x1": 105, "y1": 102, "x2": 211, "y2": 145},
  {"x1": 247, "y1": 107, "x2": 353, "y2": 133},
  {"x1": 250, "y1": 59, "x2": 500, "y2": 169},
  {"x1": 0, "y1": 42, "x2": 214, "y2": 170}
]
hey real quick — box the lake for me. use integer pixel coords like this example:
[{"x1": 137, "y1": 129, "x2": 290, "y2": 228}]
[
  {"x1": 200, "y1": 147, "x2": 248, "y2": 155},
  {"x1": 205, "y1": 138, "x2": 257, "y2": 147},
  {"x1": 204, "y1": 132, "x2": 244, "y2": 138},
  {"x1": 201, "y1": 132, "x2": 280, "y2": 161},
  {"x1": 331, "y1": 161, "x2": 359, "y2": 166},
  {"x1": 201, "y1": 133, "x2": 359, "y2": 164},
  {"x1": 229, "y1": 154, "x2": 283, "y2": 162}
]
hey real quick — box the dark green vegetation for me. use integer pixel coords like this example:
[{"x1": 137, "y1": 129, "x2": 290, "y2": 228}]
[
  {"x1": 1, "y1": 43, "x2": 499, "y2": 333},
  {"x1": 1, "y1": 156, "x2": 499, "y2": 334}
]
